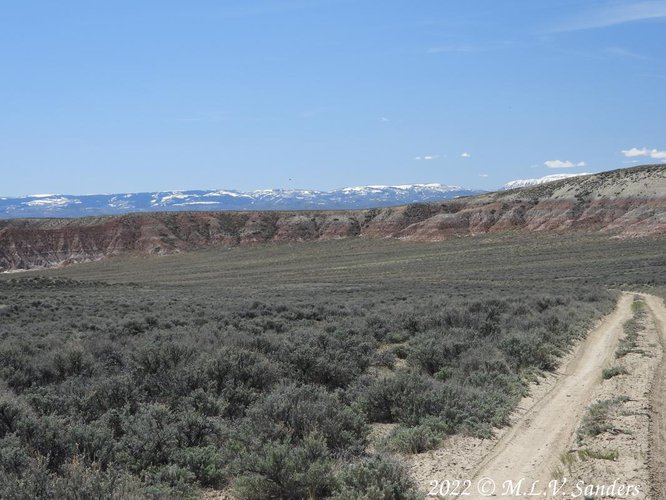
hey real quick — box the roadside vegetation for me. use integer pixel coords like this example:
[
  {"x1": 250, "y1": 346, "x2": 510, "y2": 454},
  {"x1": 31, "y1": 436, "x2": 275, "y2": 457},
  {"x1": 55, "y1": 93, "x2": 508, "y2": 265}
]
[
  {"x1": 0, "y1": 234, "x2": 663, "y2": 498},
  {"x1": 602, "y1": 365, "x2": 629, "y2": 379},
  {"x1": 577, "y1": 396, "x2": 630, "y2": 443},
  {"x1": 616, "y1": 297, "x2": 647, "y2": 358}
]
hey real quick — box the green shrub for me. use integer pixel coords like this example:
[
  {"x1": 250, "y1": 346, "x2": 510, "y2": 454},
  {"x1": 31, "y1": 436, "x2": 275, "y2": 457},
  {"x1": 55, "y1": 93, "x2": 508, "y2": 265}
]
[
  {"x1": 119, "y1": 404, "x2": 179, "y2": 471},
  {"x1": 233, "y1": 434, "x2": 335, "y2": 500},
  {"x1": 173, "y1": 446, "x2": 228, "y2": 488},
  {"x1": 406, "y1": 330, "x2": 470, "y2": 375},
  {"x1": 276, "y1": 331, "x2": 372, "y2": 389},
  {"x1": 616, "y1": 300, "x2": 646, "y2": 357},
  {"x1": 244, "y1": 383, "x2": 367, "y2": 454},
  {"x1": 0, "y1": 457, "x2": 146, "y2": 500},
  {"x1": 361, "y1": 372, "x2": 444, "y2": 425},
  {"x1": 203, "y1": 346, "x2": 282, "y2": 417},
  {"x1": 602, "y1": 365, "x2": 628, "y2": 380},
  {"x1": 381, "y1": 417, "x2": 452, "y2": 454},
  {"x1": 0, "y1": 434, "x2": 30, "y2": 475},
  {"x1": 332, "y1": 455, "x2": 420, "y2": 500},
  {"x1": 577, "y1": 397, "x2": 629, "y2": 442},
  {"x1": 0, "y1": 398, "x2": 28, "y2": 439}
]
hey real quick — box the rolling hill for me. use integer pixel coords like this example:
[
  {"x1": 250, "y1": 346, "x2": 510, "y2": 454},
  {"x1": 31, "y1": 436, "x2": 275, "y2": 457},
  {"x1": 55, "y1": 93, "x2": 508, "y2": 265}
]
[{"x1": 0, "y1": 164, "x2": 664, "y2": 272}]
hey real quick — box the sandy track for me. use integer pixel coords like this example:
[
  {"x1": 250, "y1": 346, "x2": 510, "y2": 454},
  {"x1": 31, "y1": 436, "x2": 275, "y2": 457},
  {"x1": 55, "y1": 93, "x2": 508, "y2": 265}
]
[
  {"x1": 643, "y1": 294, "x2": 666, "y2": 500},
  {"x1": 467, "y1": 293, "x2": 635, "y2": 498}
]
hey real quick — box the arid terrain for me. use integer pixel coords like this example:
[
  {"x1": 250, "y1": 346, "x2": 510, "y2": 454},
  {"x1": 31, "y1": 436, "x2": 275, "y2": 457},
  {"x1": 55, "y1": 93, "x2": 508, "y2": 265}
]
[
  {"x1": 3, "y1": 0, "x2": 665, "y2": 496},
  {"x1": 409, "y1": 292, "x2": 666, "y2": 499},
  {"x1": 0, "y1": 165, "x2": 665, "y2": 499},
  {"x1": 1, "y1": 229, "x2": 665, "y2": 498},
  {"x1": 1, "y1": 165, "x2": 664, "y2": 272}
]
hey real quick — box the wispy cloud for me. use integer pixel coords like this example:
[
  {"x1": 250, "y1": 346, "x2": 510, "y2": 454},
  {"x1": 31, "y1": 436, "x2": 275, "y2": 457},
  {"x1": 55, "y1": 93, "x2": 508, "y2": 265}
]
[
  {"x1": 427, "y1": 44, "x2": 479, "y2": 54},
  {"x1": 547, "y1": 0, "x2": 666, "y2": 33},
  {"x1": 544, "y1": 160, "x2": 587, "y2": 169},
  {"x1": 414, "y1": 155, "x2": 440, "y2": 161},
  {"x1": 622, "y1": 146, "x2": 666, "y2": 159},
  {"x1": 478, "y1": 173, "x2": 488, "y2": 178},
  {"x1": 427, "y1": 40, "x2": 514, "y2": 55},
  {"x1": 605, "y1": 46, "x2": 649, "y2": 60},
  {"x1": 380, "y1": 117, "x2": 390, "y2": 122}
]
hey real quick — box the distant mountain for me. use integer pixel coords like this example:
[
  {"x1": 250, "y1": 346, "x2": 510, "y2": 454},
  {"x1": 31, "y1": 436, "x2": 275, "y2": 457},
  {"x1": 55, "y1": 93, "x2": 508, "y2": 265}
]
[
  {"x1": 502, "y1": 173, "x2": 592, "y2": 190},
  {"x1": 1, "y1": 165, "x2": 664, "y2": 272},
  {"x1": 0, "y1": 184, "x2": 483, "y2": 219}
]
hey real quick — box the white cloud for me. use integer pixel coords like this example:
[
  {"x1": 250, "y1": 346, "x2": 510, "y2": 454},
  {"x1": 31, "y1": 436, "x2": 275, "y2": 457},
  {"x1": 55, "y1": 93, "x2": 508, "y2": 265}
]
[
  {"x1": 605, "y1": 46, "x2": 649, "y2": 60},
  {"x1": 622, "y1": 147, "x2": 649, "y2": 157},
  {"x1": 544, "y1": 160, "x2": 587, "y2": 169},
  {"x1": 380, "y1": 117, "x2": 389, "y2": 122},
  {"x1": 414, "y1": 155, "x2": 440, "y2": 161},
  {"x1": 461, "y1": 152, "x2": 471, "y2": 158},
  {"x1": 478, "y1": 173, "x2": 488, "y2": 178},
  {"x1": 548, "y1": 1, "x2": 666, "y2": 32},
  {"x1": 622, "y1": 147, "x2": 666, "y2": 159}
]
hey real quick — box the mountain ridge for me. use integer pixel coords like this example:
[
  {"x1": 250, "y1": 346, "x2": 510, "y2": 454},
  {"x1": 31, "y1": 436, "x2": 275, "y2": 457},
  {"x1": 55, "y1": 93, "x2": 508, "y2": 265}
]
[
  {"x1": 501, "y1": 172, "x2": 592, "y2": 190},
  {"x1": 0, "y1": 184, "x2": 482, "y2": 219},
  {"x1": 1, "y1": 164, "x2": 664, "y2": 272}
]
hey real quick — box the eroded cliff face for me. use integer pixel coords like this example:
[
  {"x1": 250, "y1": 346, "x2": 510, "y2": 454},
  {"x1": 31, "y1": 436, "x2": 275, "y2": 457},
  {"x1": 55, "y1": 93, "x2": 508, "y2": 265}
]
[{"x1": 1, "y1": 165, "x2": 664, "y2": 271}]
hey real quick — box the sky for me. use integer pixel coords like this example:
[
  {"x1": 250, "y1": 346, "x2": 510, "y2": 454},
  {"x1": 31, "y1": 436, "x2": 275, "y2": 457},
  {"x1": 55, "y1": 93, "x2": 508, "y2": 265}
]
[{"x1": 1, "y1": 0, "x2": 665, "y2": 196}]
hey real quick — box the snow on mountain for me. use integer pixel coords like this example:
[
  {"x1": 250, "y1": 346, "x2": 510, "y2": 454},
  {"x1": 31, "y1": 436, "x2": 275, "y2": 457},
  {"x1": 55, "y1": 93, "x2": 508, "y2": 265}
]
[
  {"x1": 0, "y1": 183, "x2": 483, "y2": 219},
  {"x1": 501, "y1": 173, "x2": 592, "y2": 190},
  {"x1": 23, "y1": 196, "x2": 81, "y2": 207}
]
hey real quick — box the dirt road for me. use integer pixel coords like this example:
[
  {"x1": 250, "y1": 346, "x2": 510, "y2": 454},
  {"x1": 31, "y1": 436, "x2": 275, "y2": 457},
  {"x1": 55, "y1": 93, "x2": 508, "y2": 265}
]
[
  {"x1": 643, "y1": 293, "x2": 666, "y2": 500},
  {"x1": 466, "y1": 292, "x2": 658, "y2": 498}
]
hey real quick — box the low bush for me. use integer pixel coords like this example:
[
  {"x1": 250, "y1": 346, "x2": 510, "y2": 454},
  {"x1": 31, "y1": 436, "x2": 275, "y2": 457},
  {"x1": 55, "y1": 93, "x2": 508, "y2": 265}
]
[
  {"x1": 616, "y1": 298, "x2": 646, "y2": 358},
  {"x1": 243, "y1": 383, "x2": 367, "y2": 454},
  {"x1": 602, "y1": 365, "x2": 628, "y2": 380},
  {"x1": 0, "y1": 268, "x2": 620, "y2": 497},
  {"x1": 332, "y1": 455, "x2": 420, "y2": 500},
  {"x1": 577, "y1": 396, "x2": 629, "y2": 442},
  {"x1": 380, "y1": 417, "x2": 452, "y2": 454},
  {"x1": 233, "y1": 434, "x2": 336, "y2": 500}
]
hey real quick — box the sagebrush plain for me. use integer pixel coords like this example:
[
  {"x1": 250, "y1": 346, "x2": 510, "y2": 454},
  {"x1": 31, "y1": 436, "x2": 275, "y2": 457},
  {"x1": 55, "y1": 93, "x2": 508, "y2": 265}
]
[{"x1": 0, "y1": 233, "x2": 664, "y2": 498}]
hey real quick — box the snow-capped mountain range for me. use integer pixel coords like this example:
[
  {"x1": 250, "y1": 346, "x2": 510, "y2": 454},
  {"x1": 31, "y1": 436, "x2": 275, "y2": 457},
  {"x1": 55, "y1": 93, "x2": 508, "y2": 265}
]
[
  {"x1": 0, "y1": 184, "x2": 483, "y2": 219},
  {"x1": 500, "y1": 173, "x2": 592, "y2": 190},
  {"x1": 0, "y1": 173, "x2": 599, "y2": 219}
]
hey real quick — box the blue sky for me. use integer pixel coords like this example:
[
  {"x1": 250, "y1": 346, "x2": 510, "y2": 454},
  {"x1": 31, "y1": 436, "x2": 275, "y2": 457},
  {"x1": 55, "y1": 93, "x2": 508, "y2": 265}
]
[{"x1": 1, "y1": 0, "x2": 665, "y2": 196}]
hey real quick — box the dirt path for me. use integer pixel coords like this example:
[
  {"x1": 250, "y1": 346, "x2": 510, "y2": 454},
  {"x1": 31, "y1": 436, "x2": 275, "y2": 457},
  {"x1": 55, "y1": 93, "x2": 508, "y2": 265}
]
[
  {"x1": 643, "y1": 293, "x2": 666, "y2": 500},
  {"x1": 466, "y1": 292, "x2": 636, "y2": 498}
]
